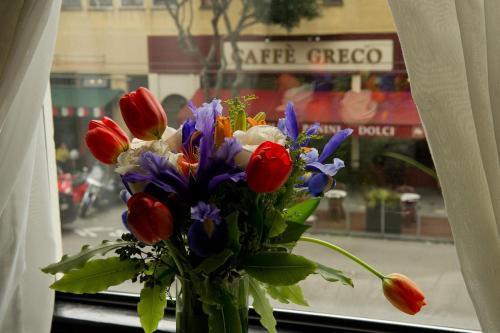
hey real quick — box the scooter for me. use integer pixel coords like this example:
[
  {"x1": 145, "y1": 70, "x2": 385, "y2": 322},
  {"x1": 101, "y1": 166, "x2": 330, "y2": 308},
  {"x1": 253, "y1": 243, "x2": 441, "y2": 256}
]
[
  {"x1": 79, "y1": 164, "x2": 121, "y2": 218},
  {"x1": 57, "y1": 169, "x2": 89, "y2": 224}
]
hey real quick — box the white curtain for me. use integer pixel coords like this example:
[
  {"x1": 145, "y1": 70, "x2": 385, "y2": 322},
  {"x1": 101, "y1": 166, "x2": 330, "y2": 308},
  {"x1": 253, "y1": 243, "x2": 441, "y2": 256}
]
[
  {"x1": 387, "y1": 1, "x2": 500, "y2": 332},
  {"x1": 0, "y1": 1, "x2": 62, "y2": 332}
]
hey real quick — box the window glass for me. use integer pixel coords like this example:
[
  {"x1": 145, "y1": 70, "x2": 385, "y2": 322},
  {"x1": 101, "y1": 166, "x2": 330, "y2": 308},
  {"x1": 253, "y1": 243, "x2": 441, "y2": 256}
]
[
  {"x1": 153, "y1": 0, "x2": 176, "y2": 7},
  {"x1": 62, "y1": 0, "x2": 81, "y2": 9},
  {"x1": 52, "y1": 1, "x2": 480, "y2": 330},
  {"x1": 89, "y1": 0, "x2": 113, "y2": 8},
  {"x1": 121, "y1": 0, "x2": 144, "y2": 7}
]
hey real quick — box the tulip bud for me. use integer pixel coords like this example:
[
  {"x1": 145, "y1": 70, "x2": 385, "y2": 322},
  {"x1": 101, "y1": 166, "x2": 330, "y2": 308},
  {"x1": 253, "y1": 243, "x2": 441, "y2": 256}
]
[
  {"x1": 119, "y1": 87, "x2": 167, "y2": 140},
  {"x1": 382, "y1": 273, "x2": 426, "y2": 315},
  {"x1": 124, "y1": 193, "x2": 174, "y2": 245},
  {"x1": 85, "y1": 117, "x2": 129, "y2": 164},
  {"x1": 246, "y1": 141, "x2": 292, "y2": 193}
]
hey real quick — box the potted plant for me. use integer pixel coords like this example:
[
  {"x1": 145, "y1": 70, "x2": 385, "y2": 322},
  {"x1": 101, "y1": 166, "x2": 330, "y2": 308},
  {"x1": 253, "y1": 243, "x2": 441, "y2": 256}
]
[{"x1": 364, "y1": 187, "x2": 402, "y2": 234}]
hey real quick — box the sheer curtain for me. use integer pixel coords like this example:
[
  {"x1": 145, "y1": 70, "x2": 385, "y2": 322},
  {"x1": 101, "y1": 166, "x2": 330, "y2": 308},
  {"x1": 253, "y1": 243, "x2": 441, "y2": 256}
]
[
  {"x1": 0, "y1": 1, "x2": 62, "y2": 332},
  {"x1": 388, "y1": 1, "x2": 500, "y2": 332}
]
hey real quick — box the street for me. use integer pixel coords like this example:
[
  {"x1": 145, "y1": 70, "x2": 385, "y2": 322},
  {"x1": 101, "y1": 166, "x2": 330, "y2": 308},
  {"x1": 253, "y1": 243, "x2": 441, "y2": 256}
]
[{"x1": 61, "y1": 204, "x2": 480, "y2": 331}]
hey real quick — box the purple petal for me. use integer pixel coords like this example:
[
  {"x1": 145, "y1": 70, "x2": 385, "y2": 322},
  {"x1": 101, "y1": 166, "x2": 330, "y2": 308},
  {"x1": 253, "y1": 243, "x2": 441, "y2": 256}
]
[
  {"x1": 122, "y1": 172, "x2": 152, "y2": 184},
  {"x1": 307, "y1": 173, "x2": 333, "y2": 197},
  {"x1": 194, "y1": 102, "x2": 217, "y2": 173},
  {"x1": 305, "y1": 122, "x2": 320, "y2": 136},
  {"x1": 285, "y1": 102, "x2": 299, "y2": 141},
  {"x1": 318, "y1": 128, "x2": 353, "y2": 163},
  {"x1": 119, "y1": 189, "x2": 131, "y2": 203},
  {"x1": 139, "y1": 151, "x2": 168, "y2": 176},
  {"x1": 306, "y1": 158, "x2": 345, "y2": 176},
  {"x1": 187, "y1": 101, "x2": 196, "y2": 114},
  {"x1": 191, "y1": 201, "x2": 221, "y2": 223},
  {"x1": 215, "y1": 137, "x2": 242, "y2": 166},
  {"x1": 300, "y1": 148, "x2": 319, "y2": 164},
  {"x1": 208, "y1": 171, "x2": 246, "y2": 191},
  {"x1": 278, "y1": 118, "x2": 287, "y2": 136}
]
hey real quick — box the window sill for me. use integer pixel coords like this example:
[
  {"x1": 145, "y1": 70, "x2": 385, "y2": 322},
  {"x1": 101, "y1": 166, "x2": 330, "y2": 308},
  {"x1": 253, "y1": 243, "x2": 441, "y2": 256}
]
[{"x1": 52, "y1": 292, "x2": 480, "y2": 333}]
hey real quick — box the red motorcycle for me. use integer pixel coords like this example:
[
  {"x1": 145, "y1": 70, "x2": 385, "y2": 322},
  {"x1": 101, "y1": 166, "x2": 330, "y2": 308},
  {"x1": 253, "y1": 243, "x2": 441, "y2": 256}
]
[{"x1": 57, "y1": 169, "x2": 88, "y2": 224}]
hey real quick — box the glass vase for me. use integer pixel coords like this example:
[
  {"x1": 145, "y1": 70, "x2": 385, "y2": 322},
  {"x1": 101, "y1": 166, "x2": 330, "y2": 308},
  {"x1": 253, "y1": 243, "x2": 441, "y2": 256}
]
[{"x1": 175, "y1": 275, "x2": 249, "y2": 333}]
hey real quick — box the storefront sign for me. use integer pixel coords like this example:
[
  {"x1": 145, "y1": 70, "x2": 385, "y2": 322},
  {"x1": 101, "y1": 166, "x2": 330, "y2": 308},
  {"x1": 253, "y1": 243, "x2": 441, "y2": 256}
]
[
  {"x1": 224, "y1": 40, "x2": 393, "y2": 72},
  {"x1": 302, "y1": 123, "x2": 424, "y2": 139}
]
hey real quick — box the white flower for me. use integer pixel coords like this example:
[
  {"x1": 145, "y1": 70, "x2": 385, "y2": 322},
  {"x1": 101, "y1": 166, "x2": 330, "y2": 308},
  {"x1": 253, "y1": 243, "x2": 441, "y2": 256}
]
[
  {"x1": 162, "y1": 126, "x2": 183, "y2": 152},
  {"x1": 116, "y1": 139, "x2": 172, "y2": 175},
  {"x1": 233, "y1": 125, "x2": 286, "y2": 168}
]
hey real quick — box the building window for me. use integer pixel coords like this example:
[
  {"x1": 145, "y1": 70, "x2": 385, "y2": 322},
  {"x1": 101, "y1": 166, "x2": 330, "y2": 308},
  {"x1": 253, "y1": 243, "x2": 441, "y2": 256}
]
[
  {"x1": 152, "y1": 0, "x2": 176, "y2": 7},
  {"x1": 62, "y1": 0, "x2": 82, "y2": 10},
  {"x1": 121, "y1": 0, "x2": 144, "y2": 8},
  {"x1": 323, "y1": 0, "x2": 343, "y2": 6},
  {"x1": 88, "y1": 0, "x2": 113, "y2": 9}
]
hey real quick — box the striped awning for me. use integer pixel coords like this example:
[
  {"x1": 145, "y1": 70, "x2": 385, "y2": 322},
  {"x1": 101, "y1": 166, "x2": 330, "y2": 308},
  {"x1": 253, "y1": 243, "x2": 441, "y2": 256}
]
[
  {"x1": 52, "y1": 106, "x2": 105, "y2": 118},
  {"x1": 51, "y1": 87, "x2": 123, "y2": 118}
]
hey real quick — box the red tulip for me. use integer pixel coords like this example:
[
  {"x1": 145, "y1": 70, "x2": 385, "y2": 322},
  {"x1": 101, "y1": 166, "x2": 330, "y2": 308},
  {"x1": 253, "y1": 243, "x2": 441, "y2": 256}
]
[
  {"x1": 85, "y1": 117, "x2": 129, "y2": 164},
  {"x1": 119, "y1": 87, "x2": 167, "y2": 140},
  {"x1": 125, "y1": 193, "x2": 174, "y2": 245},
  {"x1": 382, "y1": 273, "x2": 426, "y2": 315},
  {"x1": 246, "y1": 141, "x2": 292, "y2": 193}
]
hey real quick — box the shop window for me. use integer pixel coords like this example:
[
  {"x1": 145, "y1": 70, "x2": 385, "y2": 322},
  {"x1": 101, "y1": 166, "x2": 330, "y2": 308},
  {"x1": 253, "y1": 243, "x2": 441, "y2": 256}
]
[
  {"x1": 62, "y1": 0, "x2": 82, "y2": 10},
  {"x1": 127, "y1": 75, "x2": 148, "y2": 91},
  {"x1": 89, "y1": 0, "x2": 113, "y2": 9},
  {"x1": 121, "y1": 0, "x2": 144, "y2": 8}
]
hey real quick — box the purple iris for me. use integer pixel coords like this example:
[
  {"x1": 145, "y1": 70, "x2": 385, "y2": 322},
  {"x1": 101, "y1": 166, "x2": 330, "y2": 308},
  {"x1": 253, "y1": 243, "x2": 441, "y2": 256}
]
[
  {"x1": 188, "y1": 202, "x2": 228, "y2": 257},
  {"x1": 121, "y1": 99, "x2": 245, "y2": 204},
  {"x1": 278, "y1": 102, "x2": 319, "y2": 148},
  {"x1": 301, "y1": 128, "x2": 353, "y2": 196}
]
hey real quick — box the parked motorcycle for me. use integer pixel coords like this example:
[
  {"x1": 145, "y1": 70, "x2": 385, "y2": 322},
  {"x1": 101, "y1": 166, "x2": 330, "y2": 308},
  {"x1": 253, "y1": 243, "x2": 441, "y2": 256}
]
[
  {"x1": 57, "y1": 169, "x2": 89, "y2": 224},
  {"x1": 79, "y1": 163, "x2": 122, "y2": 218}
]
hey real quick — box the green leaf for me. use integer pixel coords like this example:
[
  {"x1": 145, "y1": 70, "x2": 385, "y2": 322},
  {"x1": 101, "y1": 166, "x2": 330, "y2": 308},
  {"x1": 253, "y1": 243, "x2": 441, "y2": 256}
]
[
  {"x1": 202, "y1": 288, "x2": 243, "y2": 333},
  {"x1": 316, "y1": 263, "x2": 353, "y2": 287},
  {"x1": 285, "y1": 198, "x2": 321, "y2": 224},
  {"x1": 266, "y1": 209, "x2": 287, "y2": 238},
  {"x1": 243, "y1": 252, "x2": 317, "y2": 286},
  {"x1": 194, "y1": 249, "x2": 233, "y2": 274},
  {"x1": 271, "y1": 221, "x2": 311, "y2": 244},
  {"x1": 41, "y1": 240, "x2": 129, "y2": 274},
  {"x1": 249, "y1": 278, "x2": 277, "y2": 333},
  {"x1": 266, "y1": 284, "x2": 309, "y2": 306},
  {"x1": 50, "y1": 257, "x2": 140, "y2": 294},
  {"x1": 138, "y1": 283, "x2": 167, "y2": 333},
  {"x1": 226, "y1": 212, "x2": 241, "y2": 253}
]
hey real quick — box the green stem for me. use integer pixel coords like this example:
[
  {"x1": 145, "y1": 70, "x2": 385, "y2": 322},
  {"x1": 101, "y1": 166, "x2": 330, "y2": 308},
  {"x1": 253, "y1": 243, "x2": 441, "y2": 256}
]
[
  {"x1": 299, "y1": 236, "x2": 385, "y2": 279},
  {"x1": 165, "y1": 241, "x2": 186, "y2": 277}
]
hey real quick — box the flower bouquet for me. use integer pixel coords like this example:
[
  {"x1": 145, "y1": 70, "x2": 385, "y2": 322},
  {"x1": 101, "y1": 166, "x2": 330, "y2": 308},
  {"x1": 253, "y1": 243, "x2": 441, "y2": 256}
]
[{"x1": 43, "y1": 88, "x2": 425, "y2": 333}]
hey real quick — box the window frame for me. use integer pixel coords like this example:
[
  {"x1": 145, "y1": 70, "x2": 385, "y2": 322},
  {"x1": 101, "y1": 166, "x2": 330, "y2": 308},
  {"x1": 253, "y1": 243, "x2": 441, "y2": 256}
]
[{"x1": 52, "y1": 291, "x2": 481, "y2": 333}]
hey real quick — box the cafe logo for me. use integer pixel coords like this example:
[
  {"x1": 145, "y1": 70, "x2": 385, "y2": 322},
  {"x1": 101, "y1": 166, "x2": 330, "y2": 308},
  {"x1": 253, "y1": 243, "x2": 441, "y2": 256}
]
[{"x1": 224, "y1": 40, "x2": 393, "y2": 72}]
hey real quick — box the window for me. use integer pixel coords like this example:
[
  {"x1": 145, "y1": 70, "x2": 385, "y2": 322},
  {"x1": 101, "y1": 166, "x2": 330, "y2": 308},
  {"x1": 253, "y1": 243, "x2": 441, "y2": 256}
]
[
  {"x1": 152, "y1": 0, "x2": 176, "y2": 7},
  {"x1": 121, "y1": 0, "x2": 143, "y2": 8},
  {"x1": 88, "y1": 0, "x2": 113, "y2": 9},
  {"x1": 62, "y1": 0, "x2": 82, "y2": 10},
  {"x1": 52, "y1": 1, "x2": 480, "y2": 331}
]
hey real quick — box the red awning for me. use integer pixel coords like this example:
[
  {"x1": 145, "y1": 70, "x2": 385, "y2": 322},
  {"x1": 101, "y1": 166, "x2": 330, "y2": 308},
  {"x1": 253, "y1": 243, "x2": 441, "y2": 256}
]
[{"x1": 179, "y1": 89, "x2": 424, "y2": 139}]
